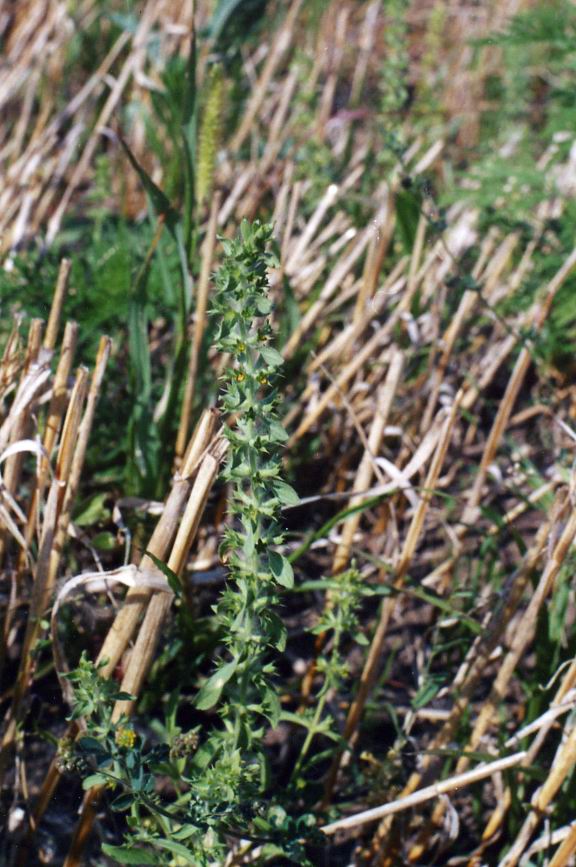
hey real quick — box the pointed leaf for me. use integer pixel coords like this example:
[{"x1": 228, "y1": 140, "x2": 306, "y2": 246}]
[
  {"x1": 208, "y1": 0, "x2": 249, "y2": 45},
  {"x1": 143, "y1": 550, "x2": 182, "y2": 598},
  {"x1": 259, "y1": 345, "x2": 283, "y2": 367},
  {"x1": 155, "y1": 839, "x2": 197, "y2": 863},
  {"x1": 117, "y1": 135, "x2": 180, "y2": 237},
  {"x1": 196, "y1": 657, "x2": 239, "y2": 710},
  {"x1": 273, "y1": 480, "x2": 300, "y2": 507},
  {"x1": 269, "y1": 551, "x2": 294, "y2": 589},
  {"x1": 101, "y1": 844, "x2": 160, "y2": 865}
]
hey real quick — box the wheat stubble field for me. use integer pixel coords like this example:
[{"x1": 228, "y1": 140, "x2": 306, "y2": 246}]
[{"x1": 1, "y1": 1, "x2": 576, "y2": 865}]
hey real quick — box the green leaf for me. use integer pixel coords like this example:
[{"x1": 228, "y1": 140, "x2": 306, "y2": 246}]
[
  {"x1": 259, "y1": 345, "x2": 283, "y2": 367},
  {"x1": 412, "y1": 676, "x2": 445, "y2": 710},
  {"x1": 289, "y1": 494, "x2": 387, "y2": 563},
  {"x1": 384, "y1": 582, "x2": 482, "y2": 635},
  {"x1": 73, "y1": 493, "x2": 109, "y2": 527},
  {"x1": 143, "y1": 550, "x2": 182, "y2": 597},
  {"x1": 195, "y1": 657, "x2": 239, "y2": 710},
  {"x1": 111, "y1": 793, "x2": 135, "y2": 811},
  {"x1": 82, "y1": 773, "x2": 110, "y2": 789},
  {"x1": 268, "y1": 419, "x2": 289, "y2": 443},
  {"x1": 280, "y1": 711, "x2": 314, "y2": 730},
  {"x1": 263, "y1": 686, "x2": 282, "y2": 728},
  {"x1": 101, "y1": 844, "x2": 159, "y2": 865},
  {"x1": 92, "y1": 531, "x2": 119, "y2": 551},
  {"x1": 171, "y1": 825, "x2": 198, "y2": 841},
  {"x1": 155, "y1": 839, "x2": 197, "y2": 863},
  {"x1": 78, "y1": 737, "x2": 108, "y2": 754},
  {"x1": 297, "y1": 578, "x2": 343, "y2": 592},
  {"x1": 269, "y1": 551, "x2": 294, "y2": 589},
  {"x1": 273, "y1": 480, "x2": 300, "y2": 507},
  {"x1": 395, "y1": 188, "x2": 422, "y2": 252},
  {"x1": 117, "y1": 135, "x2": 180, "y2": 238}
]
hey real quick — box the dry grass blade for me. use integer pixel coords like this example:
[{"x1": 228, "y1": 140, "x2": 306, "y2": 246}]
[
  {"x1": 322, "y1": 751, "x2": 527, "y2": 835},
  {"x1": 407, "y1": 494, "x2": 575, "y2": 862},
  {"x1": 229, "y1": 0, "x2": 304, "y2": 152}
]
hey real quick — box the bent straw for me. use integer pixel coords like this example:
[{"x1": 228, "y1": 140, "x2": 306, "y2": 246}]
[{"x1": 0, "y1": 322, "x2": 79, "y2": 687}]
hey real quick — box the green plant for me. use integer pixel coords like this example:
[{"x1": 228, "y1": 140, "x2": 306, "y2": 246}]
[
  {"x1": 60, "y1": 220, "x2": 376, "y2": 865},
  {"x1": 60, "y1": 221, "x2": 309, "y2": 865},
  {"x1": 288, "y1": 568, "x2": 368, "y2": 788}
]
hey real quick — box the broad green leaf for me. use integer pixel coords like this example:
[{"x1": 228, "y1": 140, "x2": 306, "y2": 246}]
[
  {"x1": 395, "y1": 187, "x2": 422, "y2": 252},
  {"x1": 172, "y1": 825, "x2": 199, "y2": 841},
  {"x1": 110, "y1": 793, "x2": 135, "y2": 811},
  {"x1": 263, "y1": 685, "x2": 282, "y2": 728},
  {"x1": 273, "y1": 480, "x2": 300, "y2": 507},
  {"x1": 78, "y1": 737, "x2": 108, "y2": 754},
  {"x1": 268, "y1": 419, "x2": 289, "y2": 443},
  {"x1": 259, "y1": 345, "x2": 284, "y2": 367},
  {"x1": 269, "y1": 551, "x2": 294, "y2": 589},
  {"x1": 195, "y1": 657, "x2": 239, "y2": 710},
  {"x1": 280, "y1": 711, "x2": 315, "y2": 730},
  {"x1": 92, "y1": 531, "x2": 119, "y2": 551}
]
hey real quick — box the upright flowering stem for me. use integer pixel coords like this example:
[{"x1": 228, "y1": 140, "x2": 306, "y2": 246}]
[{"x1": 196, "y1": 220, "x2": 298, "y2": 757}]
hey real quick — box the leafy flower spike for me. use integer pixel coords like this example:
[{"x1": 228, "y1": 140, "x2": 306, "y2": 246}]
[{"x1": 197, "y1": 220, "x2": 299, "y2": 754}]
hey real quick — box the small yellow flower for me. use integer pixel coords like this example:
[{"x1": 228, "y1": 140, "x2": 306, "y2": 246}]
[
  {"x1": 234, "y1": 371, "x2": 246, "y2": 383},
  {"x1": 114, "y1": 726, "x2": 136, "y2": 749},
  {"x1": 236, "y1": 341, "x2": 246, "y2": 353},
  {"x1": 257, "y1": 374, "x2": 268, "y2": 386}
]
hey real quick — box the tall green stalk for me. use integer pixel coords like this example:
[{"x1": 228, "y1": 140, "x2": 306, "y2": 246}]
[{"x1": 196, "y1": 220, "x2": 298, "y2": 759}]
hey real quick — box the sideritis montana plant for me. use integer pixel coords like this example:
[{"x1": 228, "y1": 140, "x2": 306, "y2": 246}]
[{"x1": 64, "y1": 220, "x2": 317, "y2": 867}]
